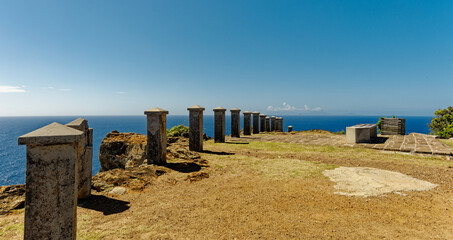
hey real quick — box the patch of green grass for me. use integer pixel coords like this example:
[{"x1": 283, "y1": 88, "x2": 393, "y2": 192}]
[
  {"x1": 206, "y1": 141, "x2": 453, "y2": 168},
  {"x1": 0, "y1": 220, "x2": 24, "y2": 237},
  {"x1": 440, "y1": 139, "x2": 453, "y2": 148}
]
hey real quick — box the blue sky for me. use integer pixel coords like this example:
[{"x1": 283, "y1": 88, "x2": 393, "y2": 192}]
[{"x1": 0, "y1": 0, "x2": 451, "y2": 116}]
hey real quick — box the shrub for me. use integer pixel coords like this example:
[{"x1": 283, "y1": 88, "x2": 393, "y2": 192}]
[
  {"x1": 167, "y1": 124, "x2": 189, "y2": 138},
  {"x1": 376, "y1": 115, "x2": 396, "y2": 133},
  {"x1": 428, "y1": 106, "x2": 453, "y2": 139}
]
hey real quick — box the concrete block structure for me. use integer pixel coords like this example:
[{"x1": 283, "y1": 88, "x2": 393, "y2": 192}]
[
  {"x1": 188, "y1": 105, "x2": 205, "y2": 151},
  {"x1": 346, "y1": 124, "x2": 377, "y2": 143},
  {"x1": 230, "y1": 108, "x2": 241, "y2": 138},
  {"x1": 144, "y1": 107, "x2": 169, "y2": 164},
  {"x1": 213, "y1": 107, "x2": 226, "y2": 143},
  {"x1": 265, "y1": 117, "x2": 271, "y2": 132},
  {"x1": 243, "y1": 111, "x2": 252, "y2": 135},
  {"x1": 271, "y1": 116, "x2": 276, "y2": 131},
  {"x1": 260, "y1": 114, "x2": 266, "y2": 132},
  {"x1": 66, "y1": 118, "x2": 92, "y2": 199},
  {"x1": 18, "y1": 122, "x2": 83, "y2": 240},
  {"x1": 252, "y1": 111, "x2": 260, "y2": 134}
]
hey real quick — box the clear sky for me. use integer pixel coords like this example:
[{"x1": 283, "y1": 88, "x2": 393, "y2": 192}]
[{"x1": 0, "y1": 0, "x2": 452, "y2": 116}]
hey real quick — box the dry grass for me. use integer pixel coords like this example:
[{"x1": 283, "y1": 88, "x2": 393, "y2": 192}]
[{"x1": 1, "y1": 138, "x2": 453, "y2": 239}]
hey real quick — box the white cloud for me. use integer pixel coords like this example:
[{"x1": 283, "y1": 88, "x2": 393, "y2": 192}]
[
  {"x1": 0, "y1": 85, "x2": 26, "y2": 93},
  {"x1": 117, "y1": 91, "x2": 127, "y2": 94},
  {"x1": 267, "y1": 102, "x2": 322, "y2": 112}
]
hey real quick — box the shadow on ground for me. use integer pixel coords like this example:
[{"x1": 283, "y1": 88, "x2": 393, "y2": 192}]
[
  {"x1": 79, "y1": 194, "x2": 130, "y2": 215},
  {"x1": 225, "y1": 142, "x2": 249, "y2": 145},
  {"x1": 165, "y1": 162, "x2": 202, "y2": 173},
  {"x1": 201, "y1": 150, "x2": 235, "y2": 155}
]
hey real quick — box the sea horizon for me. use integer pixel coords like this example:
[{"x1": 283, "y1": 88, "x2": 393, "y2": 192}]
[{"x1": 0, "y1": 115, "x2": 434, "y2": 186}]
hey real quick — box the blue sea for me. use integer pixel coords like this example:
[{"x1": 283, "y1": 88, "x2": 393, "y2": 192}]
[{"x1": 0, "y1": 115, "x2": 432, "y2": 186}]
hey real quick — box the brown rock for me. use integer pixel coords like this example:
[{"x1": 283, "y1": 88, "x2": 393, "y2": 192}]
[
  {"x1": 0, "y1": 184, "x2": 25, "y2": 215},
  {"x1": 99, "y1": 131, "x2": 147, "y2": 171}
]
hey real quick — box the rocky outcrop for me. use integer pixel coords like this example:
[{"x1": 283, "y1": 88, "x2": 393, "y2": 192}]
[
  {"x1": 92, "y1": 165, "x2": 168, "y2": 192},
  {"x1": 0, "y1": 185, "x2": 25, "y2": 215},
  {"x1": 99, "y1": 131, "x2": 147, "y2": 171}
]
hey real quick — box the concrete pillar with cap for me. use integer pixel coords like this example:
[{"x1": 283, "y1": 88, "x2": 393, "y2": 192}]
[
  {"x1": 252, "y1": 111, "x2": 260, "y2": 134},
  {"x1": 18, "y1": 122, "x2": 83, "y2": 240},
  {"x1": 188, "y1": 105, "x2": 205, "y2": 151},
  {"x1": 145, "y1": 107, "x2": 169, "y2": 164},
  {"x1": 230, "y1": 108, "x2": 241, "y2": 138},
  {"x1": 243, "y1": 111, "x2": 252, "y2": 135},
  {"x1": 213, "y1": 106, "x2": 226, "y2": 143}
]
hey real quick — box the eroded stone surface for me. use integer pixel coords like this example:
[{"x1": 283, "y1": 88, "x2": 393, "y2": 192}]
[
  {"x1": 99, "y1": 131, "x2": 147, "y2": 171},
  {"x1": 323, "y1": 167, "x2": 437, "y2": 197}
]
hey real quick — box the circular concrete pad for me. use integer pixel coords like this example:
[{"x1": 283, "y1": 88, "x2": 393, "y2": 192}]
[{"x1": 323, "y1": 167, "x2": 437, "y2": 197}]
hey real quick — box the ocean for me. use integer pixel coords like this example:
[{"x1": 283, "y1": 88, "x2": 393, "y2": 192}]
[{"x1": 0, "y1": 115, "x2": 433, "y2": 186}]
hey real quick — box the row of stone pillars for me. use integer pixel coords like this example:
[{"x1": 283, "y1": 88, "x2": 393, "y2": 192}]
[
  {"x1": 17, "y1": 107, "x2": 285, "y2": 239},
  {"x1": 18, "y1": 118, "x2": 93, "y2": 239}
]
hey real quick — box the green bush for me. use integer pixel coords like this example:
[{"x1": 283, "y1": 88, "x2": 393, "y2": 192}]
[
  {"x1": 428, "y1": 106, "x2": 453, "y2": 139},
  {"x1": 167, "y1": 124, "x2": 189, "y2": 138},
  {"x1": 376, "y1": 115, "x2": 396, "y2": 133}
]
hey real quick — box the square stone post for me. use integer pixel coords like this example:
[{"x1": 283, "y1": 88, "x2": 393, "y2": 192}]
[
  {"x1": 18, "y1": 122, "x2": 83, "y2": 240},
  {"x1": 188, "y1": 105, "x2": 205, "y2": 151},
  {"x1": 288, "y1": 125, "x2": 293, "y2": 132},
  {"x1": 275, "y1": 117, "x2": 281, "y2": 132},
  {"x1": 213, "y1": 107, "x2": 226, "y2": 143},
  {"x1": 230, "y1": 108, "x2": 241, "y2": 138},
  {"x1": 265, "y1": 117, "x2": 271, "y2": 132},
  {"x1": 260, "y1": 114, "x2": 266, "y2": 132},
  {"x1": 66, "y1": 118, "x2": 92, "y2": 199},
  {"x1": 145, "y1": 107, "x2": 169, "y2": 164},
  {"x1": 252, "y1": 111, "x2": 260, "y2": 134},
  {"x1": 271, "y1": 116, "x2": 276, "y2": 131},
  {"x1": 280, "y1": 117, "x2": 283, "y2": 132},
  {"x1": 243, "y1": 111, "x2": 252, "y2": 135}
]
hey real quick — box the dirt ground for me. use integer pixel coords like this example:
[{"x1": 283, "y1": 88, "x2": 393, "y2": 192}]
[{"x1": 1, "y1": 132, "x2": 453, "y2": 239}]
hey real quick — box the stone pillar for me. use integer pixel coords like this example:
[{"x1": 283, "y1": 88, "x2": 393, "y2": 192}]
[
  {"x1": 275, "y1": 117, "x2": 281, "y2": 132},
  {"x1": 145, "y1": 107, "x2": 169, "y2": 164},
  {"x1": 278, "y1": 117, "x2": 284, "y2": 132},
  {"x1": 260, "y1": 114, "x2": 266, "y2": 132},
  {"x1": 213, "y1": 107, "x2": 226, "y2": 143},
  {"x1": 66, "y1": 118, "x2": 92, "y2": 199},
  {"x1": 265, "y1": 117, "x2": 271, "y2": 132},
  {"x1": 230, "y1": 108, "x2": 241, "y2": 138},
  {"x1": 271, "y1": 116, "x2": 276, "y2": 131},
  {"x1": 188, "y1": 105, "x2": 205, "y2": 151},
  {"x1": 243, "y1": 111, "x2": 252, "y2": 135},
  {"x1": 288, "y1": 125, "x2": 293, "y2": 132},
  {"x1": 252, "y1": 111, "x2": 260, "y2": 134},
  {"x1": 18, "y1": 122, "x2": 83, "y2": 240}
]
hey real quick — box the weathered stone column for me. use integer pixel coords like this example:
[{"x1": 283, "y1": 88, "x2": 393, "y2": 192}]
[
  {"x1": 280, "y1": 117, "x2": 283, "y2": 132},
  {"x1": 66, "y1": 118, "x2": 92, "y2": 199},
  {"x1": 188, "y1": 105, "x2": 205, "y2": 151},
  {"x1": 278, "y1": 117, "x2": 284, "y2": 132},
  {"x1": 275, "y1": 117, "x2": 281, "y2": 132},
  {"x1": 230, "y1": 108, "x2": 241, "y2": 138},
  {"x1": 145, "y1": 107, "x2": 169, "y2": 164},
  {"x1": 260, "y1": 114, "x2": 266, "y2": 132},
  {"x1": 271, "y1": 116, "x2": 276, "y2": 131},
  {"x1": 288, "y1": 125, "x2": 293, "y2": 132},
  {"x1": 252, "y1": 111, "x2": 260, "y2": 134},
  {"x1": 243, "y1": 111, "x2": 252, "y2": 135},
  {"x1": 265, "y1": 117, "x2": 271, "y2": 132},
  {"x1": 18, "y1": 122, "x2": 83, "y2": 240},
  {"x1": 213, "y1": 107, "x2": 226, "y2": 143}
]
